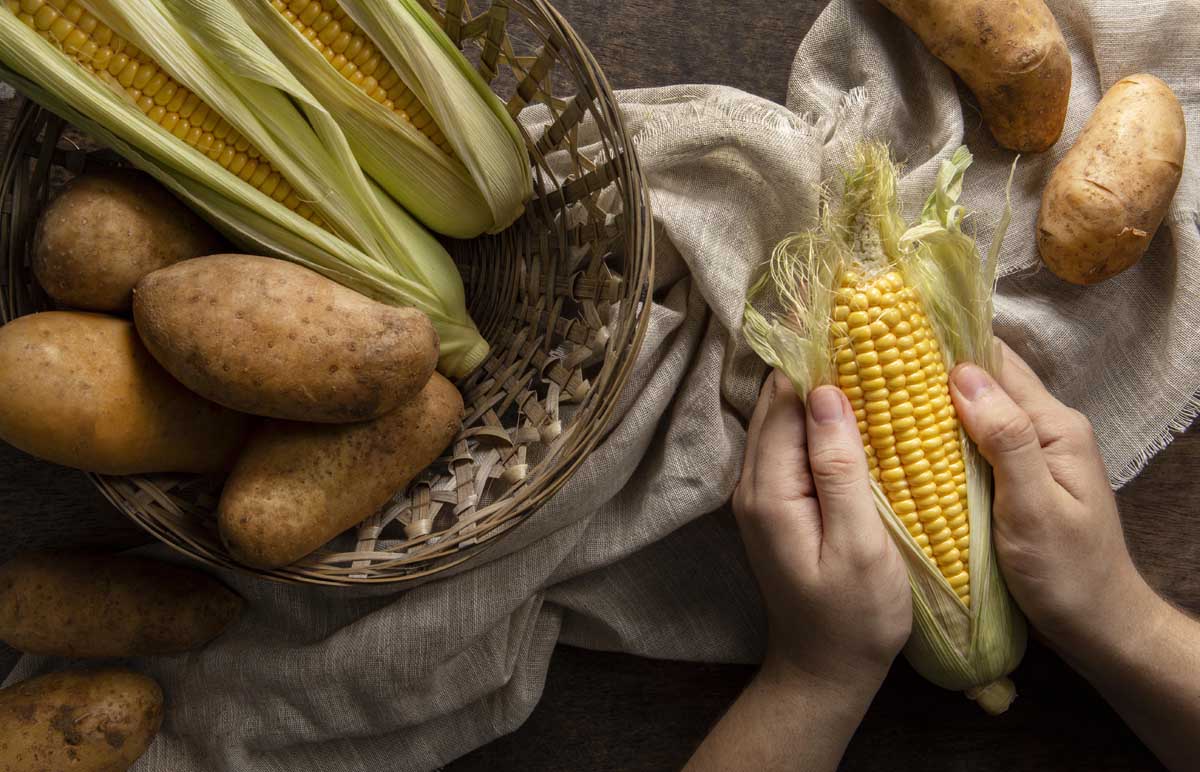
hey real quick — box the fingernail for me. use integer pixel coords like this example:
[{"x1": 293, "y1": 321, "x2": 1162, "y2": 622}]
[
  {"x1": 952, "y1": 364, "x2": 993, "y2": 401},
  {"x1": 809, "y1": 386, "x2": 844, "y2": 424}
]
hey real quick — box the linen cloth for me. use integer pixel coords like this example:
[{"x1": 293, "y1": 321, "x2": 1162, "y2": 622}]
[{"x1": 6, "y1": 1, "x2": 1199, "y2": 769}]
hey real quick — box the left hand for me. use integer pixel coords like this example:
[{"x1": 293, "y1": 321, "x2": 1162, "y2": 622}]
[{"x1": 733, "y1": 372, "x2": 912, "y2": 692}]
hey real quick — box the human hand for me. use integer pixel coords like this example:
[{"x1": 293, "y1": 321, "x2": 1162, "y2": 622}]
[
  {"x1": 948, "y1": 341, "x2": 1164, "y2": 663},
  {"x1": 733, "y1": 372, "x2": 911, "y2": 694}
]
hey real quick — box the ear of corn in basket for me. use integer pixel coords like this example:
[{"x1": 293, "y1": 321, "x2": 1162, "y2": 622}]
[
  {"x1": 744, "y1": 143, "x2": 1027, "y2": 714},
  {"x1": 0, "y1": 0, "x2": 493, "y2": 376},
  {"x1": 226, "y1": 0, "x2": 532, "y2": 239}
]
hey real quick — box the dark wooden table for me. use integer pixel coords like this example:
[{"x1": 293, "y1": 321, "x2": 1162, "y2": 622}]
[{"x1": 2, "y1": 2, "x2": 1195, "y2": 770}]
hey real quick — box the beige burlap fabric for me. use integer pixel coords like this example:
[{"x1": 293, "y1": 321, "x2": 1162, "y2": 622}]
[{"x1": 5, "y1": 1, "x2": 1198, "y2": 769}]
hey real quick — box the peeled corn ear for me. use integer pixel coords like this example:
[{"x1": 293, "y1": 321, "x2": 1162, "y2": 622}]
[
  {"x1": 230, "y1": 0, "x2": 531, "y2": 238},
  {"x1": 745, "y1": 144, "x2": 1026, "y2": 714},
  {"x1": 0, "y1": 0, "x2": 489, "y2": 376},
  {"x1": 833, "y1": 269, "x2": 973, "y2": 606}
]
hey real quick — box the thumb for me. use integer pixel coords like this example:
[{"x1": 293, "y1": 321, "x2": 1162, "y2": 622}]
[
  {"x1": 949, "y1": 364, "x2": 1057, "y2": 511},
  {"x1": 803, "y1": 385, "x2": 881, "y2": 557}
]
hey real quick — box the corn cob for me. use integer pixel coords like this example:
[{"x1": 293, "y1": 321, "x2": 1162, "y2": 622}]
[
  {"x1": 228, "y1": 0, "x2": 532, "y2": 238},
  {"x1": 832, "y1": 270, "x2": 971, "y2": 606},
  {"x1": 744, "y1": 144, "x2": 1027, "y2": 714},
  {"x1": 268, "y1": 0, "x2": 452, "y2": 155},
  {"x1": 5, "y1": 0, "x2": 320, "y2": 224}
]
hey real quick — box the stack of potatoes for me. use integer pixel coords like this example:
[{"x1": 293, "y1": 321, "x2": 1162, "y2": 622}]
[
  {"x1": 0, "y1": 167, "x2": 465, "y2": 569},
  {"x1": 0, "y1": 168, "x2": 466, "y2": 770}
]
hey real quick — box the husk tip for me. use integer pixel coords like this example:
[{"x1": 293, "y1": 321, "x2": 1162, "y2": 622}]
[{"x1": 965, "y1": 677, "x2": 1017, "y2": 716}]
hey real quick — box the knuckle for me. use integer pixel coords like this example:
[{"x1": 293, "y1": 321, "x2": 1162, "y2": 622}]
[
  {"x1": 1067, "y1": 409, "x2": 1096, "y2": 442},
  {"x1": 732, "y1": 486, "x2": 782, "y2": 527},
  {"x1": 983, "y1": 410, "x2": 1039, "y2": 455},
  {"x1": 745, "y1": 500, "x2": 796, "y2": 534},
  {"x1": 848, "y1": 537, "x2": 892, "y2": 572},
  {"x1": 808, "y1": 447, "x2": 862, "y2": 489}
]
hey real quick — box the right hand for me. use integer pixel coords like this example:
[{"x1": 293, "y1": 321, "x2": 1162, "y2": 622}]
[{"x1": 948, "y1": 340, "x2": 1165, "y2": 660}]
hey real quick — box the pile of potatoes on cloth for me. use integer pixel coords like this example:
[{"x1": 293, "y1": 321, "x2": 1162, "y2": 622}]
[
  {"x1": 0, "y1": 0, "x2": 1188, "y2": 768},
  {"x1": 881, "y1": 0, "x2": 1186, "y2": 284},
  {"x1": 0, "y1": 553, "x2": 243, "y2": 769}
]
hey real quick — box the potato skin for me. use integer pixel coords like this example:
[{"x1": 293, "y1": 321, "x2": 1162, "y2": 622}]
[
  {"x1": 0, "y1": 669, "x2": 163, "y2": 772},
  {"x1": 33, "y1": 168, "x2": 224, "y2": 313},
  {"x1": 1038, "y1": 74, "x2": 1186, "y2": 284},
  {"x1": 0, "y1": 311, "x2": 249, "y2": 475},
  {"x1": 133, "y1": 254, "x2": 440, "y2": 423},
  {"x1": 0, "y1": 552, "x2": 243, "y2": 658},
  {"x1": 220, "y1": 373, "x2": 463, "y2": 568},
  {"x1": 879, "y1": 0, "x2": 1071, "y2": 152}
]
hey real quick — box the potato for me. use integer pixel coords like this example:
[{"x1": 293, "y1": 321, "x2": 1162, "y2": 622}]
[
  {"x1": 133, "y1": 254, "x2": 440, "y2": 423},
  {"x1": 0, "y1": 311, "x2": 249, "y2": 475},
  {"x1": 0, "y1": 552, "x2": 243, "y2": 658},
  {"x1": 1038, "y1": 74, "x2": 1186, "y2": 284},
  {"x1": 0, "y1": 669, "x2": 162, "y2": 772},
  {"x1": 879, "y1": 0, "x2": 1071, "y2": 152},
  {"x1": 220, "y1": 373, "x2": 463, "y2": 568},
  {"x1": 33, "y1": 168, "x2": 224, "y2": 313}
]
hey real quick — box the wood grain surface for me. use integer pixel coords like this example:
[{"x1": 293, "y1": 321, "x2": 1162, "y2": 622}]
[{"x1": 0, "y1": 1, "x2": 1195, "y2": 770}]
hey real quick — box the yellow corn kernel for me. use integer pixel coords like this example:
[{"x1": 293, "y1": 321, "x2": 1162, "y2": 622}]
[
  {"x1": 268, "y1": 0, "x2": 453, "y2": 154},
  {"x1": 833, "y1": 270, "x2": 971, "y2": 604},
  {"x1": 10, "y1": 0, "x2": 321, "y2": 225}
]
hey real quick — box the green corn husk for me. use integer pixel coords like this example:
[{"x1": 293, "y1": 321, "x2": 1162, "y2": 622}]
[
  {"x1": 0, "y1": 0, "x2": 489, "y2": 376},
  {"x1": 744, "y1": 143, "x2": 1027, "y2": 714},
  {"x1": 228, "y1": 0, "x2": 531, "y2": 238}
]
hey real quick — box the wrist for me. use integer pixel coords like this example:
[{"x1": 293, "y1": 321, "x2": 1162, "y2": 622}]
[
  {"x1": 1054, "y1": 575, "x2": 1170, "y2": 680},
  {"x1": 758, "y1": 651, "x2": 889, "y2": 713}
]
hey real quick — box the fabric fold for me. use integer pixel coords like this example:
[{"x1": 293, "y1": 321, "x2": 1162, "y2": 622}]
[{"x1": 4, "y1": 0, "x2": 1198, "y2": 768}]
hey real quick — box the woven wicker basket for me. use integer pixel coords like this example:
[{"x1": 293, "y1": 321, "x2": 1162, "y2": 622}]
[{"x1": 0, "y1": 0, "x2": 653, "y2": 585}]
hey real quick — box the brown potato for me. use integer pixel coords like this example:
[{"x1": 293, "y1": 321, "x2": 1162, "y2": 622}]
[
  {"x1": 0, "y1": 311, "x2": 249, "y2": 475},
  {"x1": 0, "y1": 552, "x2": 243, "y2": 658},
  {"x1": 133, "y1": 254, "x2": 440, "y2": 423},
  {"x1": 1038, "y1": 74, "x2": 1186, "y2": 284},
  {"x1": 0, "y1": 669, "x2": 162, "y2": 772},
  {"x1": 220, "y1": 373, "x2": 463, "y2": 568},
  {"x1": 33, "y1": 168, "x2": 225, "y2": 313},
  {"x1": 879, "y1": 0, "x2": 1071, "y2": 152}
]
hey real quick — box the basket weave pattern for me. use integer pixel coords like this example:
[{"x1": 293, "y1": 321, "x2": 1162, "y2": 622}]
[{"x1": 0, "y1": 0, "x2": 653, "y2": 585}]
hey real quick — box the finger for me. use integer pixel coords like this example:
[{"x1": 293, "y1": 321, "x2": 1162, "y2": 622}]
[
  {"x1": 803, "y1": 385, "x2": 880, "y2": 556},
  {"x1": 737, "y1": 374, "x2": 823, "y2": 565},
  {"x1": 996, "y1": 336, "x2": 1039, "y2": 378},
  {"x1": 751, "y1": 373, "x2": 815, "y2": 507},
  {"x1": 995, "y1": 339, "x2": 1057, "y2": 411},
  {"x1": 993, "y1": 341, "x2": 1108, "y2": 498},
  {"x1": 993, "y1": 340, "x2": 1076, "y2": 444},
  {"x1": 950, "y1": 363, "x2": 1059, "y2": 509},
  {"x1": 740, "y1": 371, "x2": 778, "y2": 489}
]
